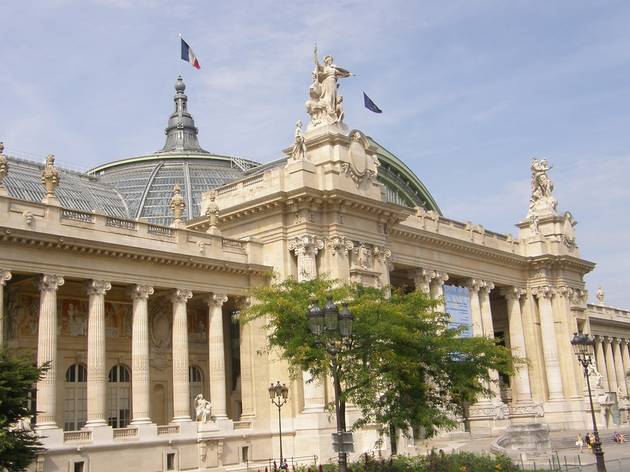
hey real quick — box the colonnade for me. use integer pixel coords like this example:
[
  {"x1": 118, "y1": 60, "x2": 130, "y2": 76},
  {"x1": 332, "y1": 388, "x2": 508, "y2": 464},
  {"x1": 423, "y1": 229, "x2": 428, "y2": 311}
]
[
  {"x1": 2, "y1": 270, "x2": 235, "y2": 430},
  {"x1": 593, "y1": 335, "x2": 630, "y2": 400}
]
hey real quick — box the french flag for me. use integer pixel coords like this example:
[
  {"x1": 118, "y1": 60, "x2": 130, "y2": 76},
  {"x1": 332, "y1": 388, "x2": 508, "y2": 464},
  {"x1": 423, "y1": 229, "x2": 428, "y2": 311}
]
[{"x1": 180, "y1": 37, "x2": 200, "y2": 70}]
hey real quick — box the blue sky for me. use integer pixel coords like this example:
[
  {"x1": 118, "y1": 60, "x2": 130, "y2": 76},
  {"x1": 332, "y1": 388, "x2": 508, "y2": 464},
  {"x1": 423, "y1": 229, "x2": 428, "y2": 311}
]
[{"x1": 1, "y1": 0, "x2": 629, "y2": 306}]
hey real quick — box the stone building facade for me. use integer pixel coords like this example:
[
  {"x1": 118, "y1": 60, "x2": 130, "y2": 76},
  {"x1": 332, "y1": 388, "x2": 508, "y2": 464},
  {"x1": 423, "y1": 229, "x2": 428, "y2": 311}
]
[{"x1": 0, "y1": 72, "x2": 629, "y2": 472}]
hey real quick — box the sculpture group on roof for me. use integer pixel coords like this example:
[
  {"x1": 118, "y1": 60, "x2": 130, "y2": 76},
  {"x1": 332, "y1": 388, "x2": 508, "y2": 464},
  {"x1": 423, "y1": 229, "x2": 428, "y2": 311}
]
[{"x1": 305, "y1": 45, "x2": 352, "y2": 129}]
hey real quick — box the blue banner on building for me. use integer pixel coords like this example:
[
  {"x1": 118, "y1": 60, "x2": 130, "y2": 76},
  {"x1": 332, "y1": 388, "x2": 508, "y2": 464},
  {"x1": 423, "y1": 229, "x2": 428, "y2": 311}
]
[{"x1": 444, "y1": 285, "x2": 472, "y2": 337}]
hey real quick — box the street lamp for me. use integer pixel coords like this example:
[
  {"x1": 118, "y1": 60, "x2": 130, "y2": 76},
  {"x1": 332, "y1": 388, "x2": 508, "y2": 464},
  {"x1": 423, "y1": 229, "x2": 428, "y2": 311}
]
[
  {"x1": 571, "y1": 332, "x2": 607, "y2": 472},
  {"x1": 268, "y1": 381, "x2": 289, "y2": 469},
  {"x1": 308, "y1": 297, "x2": 354, "y2": 472}
]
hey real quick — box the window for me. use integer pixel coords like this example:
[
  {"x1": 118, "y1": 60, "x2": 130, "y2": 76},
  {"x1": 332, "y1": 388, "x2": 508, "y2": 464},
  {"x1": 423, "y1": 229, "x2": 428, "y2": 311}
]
[
  {"x1": 73, "y1": 461, "x2": 85, "y2": 472},
  {"x1": 108, "y1": 364, "x2": 131, "y2": 428},
  {"x1": 189, "y1": 365, "x2": 204, "y2": 419},
  {"x1": 64, "y1": 364, "x2": 87, "y2": 431},
  {"x1": 166, "y1": 452, "x2": 175, "y2": 471},
  {"x1": 241, "y1": 446, "x2": 249, "y2": 463}
]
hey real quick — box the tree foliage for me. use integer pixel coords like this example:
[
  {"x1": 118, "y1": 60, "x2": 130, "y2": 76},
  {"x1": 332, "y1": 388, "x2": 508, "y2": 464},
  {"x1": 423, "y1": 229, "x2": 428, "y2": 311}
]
[
  {"x1": 243, "y1": 277, "x2": 515, "y2": 439},
  {"x1": 0, "y1": 348, "x2": 46, "y2": 471}
]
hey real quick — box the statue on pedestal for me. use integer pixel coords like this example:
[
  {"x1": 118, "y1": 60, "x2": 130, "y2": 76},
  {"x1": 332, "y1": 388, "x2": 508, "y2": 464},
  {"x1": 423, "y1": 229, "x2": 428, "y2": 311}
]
[
  {"x1": 527, "y1": 158, "x2": 557, "y2": 217},
  {"x1": 290, "y1": 120, "x2": 307, "y2": 160},
  {"x1": 306, "y1": 45, "x2": 352, "y2": 128}
]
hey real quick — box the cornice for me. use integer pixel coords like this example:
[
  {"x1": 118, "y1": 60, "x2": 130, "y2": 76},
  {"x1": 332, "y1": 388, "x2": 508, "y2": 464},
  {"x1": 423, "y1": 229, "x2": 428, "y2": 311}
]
[{"x1": 0, "y1": 228, "x2": 270, "y2": 276}]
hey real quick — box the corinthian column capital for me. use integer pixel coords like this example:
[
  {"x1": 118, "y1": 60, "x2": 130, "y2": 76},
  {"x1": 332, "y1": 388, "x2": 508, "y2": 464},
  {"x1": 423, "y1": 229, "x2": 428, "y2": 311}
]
[
  {"x1": 479, "y1": 280, "x2": 494, "y2": 295},
  {"x1": 86, "y1": 280, "x2": 112, "y2": 296},
  {"x1": 532, "y1": 285, "x2": 554, "y2": 299},
  {"x1": 466, "y1": 278, "x2": 483, "y2": 293},
  {"x1": 172, "y1": 288, "x2": 193, "y2": 304},
  {"x1": 39, "y1": 274, "x2": 64, "y2": 292},
  {"x1": 131, "y1": 284, "x2": 154, "y2": 301},
  {"x1": 432, "y1": 271, "x2": 449, "y2": 286},
  {"x1": 500, "y1": 286, "x2": 525, "y2": 301},
  {"x1": 288, "y1": 234, "x2": 324, "y2": 256},
  {"x1": 208, "y1": 293, "x2": 228, "y2": 308},
  {"x1": 0, "y1": 270, "x2": 11, "y2": 286}
]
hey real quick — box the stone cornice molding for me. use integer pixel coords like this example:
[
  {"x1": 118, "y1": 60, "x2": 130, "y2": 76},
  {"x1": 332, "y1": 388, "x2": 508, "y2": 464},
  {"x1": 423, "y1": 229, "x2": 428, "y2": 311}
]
[
  {"x1": 172, "y1": 288, "x2": 193, "y2": 304},
  {"x1": 38, "y1": 274, "x2": 64, "y2": 292},
  {"x1": 326, "y1": 236, "x2": 354, "y2": 256},
  {"x1": 0, "y1": 230, "x2": 268, "y2": 276},
  {"x1": 499, "y1": 287, "x2": 525, "y2": 301},
  {"x1": 208, "y1": 293, "x2": 228, "y2": 308},
  {"x1": 131, "y1": 284, "x2": 154, "y2": 301},
  {"x1": 0, "y1": 269, "x2": 11, "y2": 286},
  {"x1": 86, "y1": 279, "x2": 112, "y2": 297}
]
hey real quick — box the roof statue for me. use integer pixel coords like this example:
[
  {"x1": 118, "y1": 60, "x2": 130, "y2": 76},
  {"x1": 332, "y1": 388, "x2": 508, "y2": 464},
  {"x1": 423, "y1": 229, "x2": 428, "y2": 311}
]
[
  {"x1": 170, "y1": 184, "x2": 186, "y2": 227},
  {"x1": 205, "y1": 190, "x2": 221, "y2": 235},
  {"x1": 160, "y1": 76, "x2": 208, "y2": 154},
  {"x1": 0, "y1": 142, "x2": 8, "y2": 195},
  {"x1": 306, "y1": 45, "x2": 352, "y2": 129},
  {"x1": 596, "y1": 286, "x2": 605, "y2": 305},
  {"x1": 290, "y1": 120, "x2": 307, "y2": 161},
  {"x1": 41, "y1": 154, "x2": 60, "y2": 205},
  {"x1": 527, "y1": 158, "x2": 557, "y2": 218}
]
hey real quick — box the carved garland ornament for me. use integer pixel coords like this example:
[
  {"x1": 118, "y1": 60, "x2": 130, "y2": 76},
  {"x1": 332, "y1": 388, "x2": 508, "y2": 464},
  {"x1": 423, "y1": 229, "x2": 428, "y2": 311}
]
[{"x1": 341, "y1": 131, "x2": 380, "y2": 188}]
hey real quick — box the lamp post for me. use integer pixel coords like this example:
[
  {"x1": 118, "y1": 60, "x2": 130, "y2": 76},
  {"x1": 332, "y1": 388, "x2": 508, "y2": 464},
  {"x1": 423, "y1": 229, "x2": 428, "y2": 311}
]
[
  {"x1": 571, "y1": 332, "x2": 607, "y2": 472},
  {"x1": 307, "y1": 297, "x2": 354, "y2": 472},
  {"x1": 268, "y1": 381, "x2": 289, "y2": 469}
]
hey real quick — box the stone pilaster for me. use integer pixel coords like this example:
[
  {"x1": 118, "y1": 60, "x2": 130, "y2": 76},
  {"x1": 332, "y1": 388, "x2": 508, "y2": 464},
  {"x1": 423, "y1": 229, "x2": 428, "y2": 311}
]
[
  {"x1": 208, "y1": 293, "x2": 228, "y2": 419},
  {"x1": 612, "y1": 338, "x2": 627, "y2": 400},
  {"x1": 0, "y1": 270, "x2": 11, "y2": 347},
  {"x1": 500, "y1": 287, "x2": 533, "y2": 403},
  {"x1": 533, "y1": 286, "x2": 564, "y2": 400},
  {"x1": 36, "y1": 274, "x2": 64, "y2": 429},
  {"x1": 130, "y1": 284, "x2": 154, "y2": 425},
  {"x1": 594, "y1": 336, "x2": 610, "y2": 392},
  {"x1": 289, "y1": 234, "x2": 326, "y2": 411},
  {"x1": 171, "y1": 288, "x2": 193, "y2": 422},
  {"x1": 85, "y1": 280, "x2": 112, "y2": 428},
  {"x1": 326, "y1": 236, "x2": 354, "y2": 280},
  {"x1": 603, "y1": 336, "x2": 618, "y2": 394}
]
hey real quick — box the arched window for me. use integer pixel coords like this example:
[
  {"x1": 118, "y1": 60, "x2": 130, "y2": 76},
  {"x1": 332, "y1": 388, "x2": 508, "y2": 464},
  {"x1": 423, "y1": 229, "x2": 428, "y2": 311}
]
[
  {"x1": 64, "y1": 364, "x2": 87, "y2": 431},
  {"x1": 189, "y1": 365, "x2": 204, "y2": 419},
  {"x1": 108, "y1": 364, "x2": 131, "y2": 428}
]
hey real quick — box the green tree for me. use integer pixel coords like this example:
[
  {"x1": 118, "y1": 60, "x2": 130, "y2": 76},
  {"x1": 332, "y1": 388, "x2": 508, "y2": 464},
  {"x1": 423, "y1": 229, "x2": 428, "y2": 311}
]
[
  {"x1": 0, "y1": 348, "x2": 46, "y2": 472},
  {"x1": 243, "y1": 277, "x2": 515, "y2": 450}
]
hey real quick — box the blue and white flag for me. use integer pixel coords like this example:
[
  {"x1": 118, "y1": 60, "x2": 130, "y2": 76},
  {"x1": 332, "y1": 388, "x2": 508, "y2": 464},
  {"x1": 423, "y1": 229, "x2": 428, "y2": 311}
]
[{"x1": 363, "y1": 91, "x2": 382, "y2": 113}]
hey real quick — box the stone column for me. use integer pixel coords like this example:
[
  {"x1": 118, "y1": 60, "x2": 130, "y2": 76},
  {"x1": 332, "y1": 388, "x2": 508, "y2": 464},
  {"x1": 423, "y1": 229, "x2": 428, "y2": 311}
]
[
  {"x1": 612, "y1": 338, "x2": 627, "y2": 400},
  {"x1": 466, "y1": 279, "x2": 484, "y2": 337},
  {"x1": 501, "y1": 287, "x2": 533, "y2": 403},
  {"x1": 171, "y1": 288, "x2": 193, "y2": 422},
  {"x1": 621, "y1": 340, "x2": 630, "y2": 396},
  {"x1": 430, "y1": 271, "x2": 448, "y2": 312},
  {"x1": 533, "y1": 286, "x2": 564, "y2": 400},
  {"x1": 289, "y1": 234, "x2": 326, "y2": 412},
  {"x1": 479, "y1": 281, "x2": 501, "y2": 400},
  {"x1": 85, "y1": 280, "x2": 112, "y2": 428},
  {"x1": 603, "y1": 337, "x2": 618, "y2": 394},
  {"x1": 130, "y1": 284, "x2": 154, "y2": 425},
  {"x1": 240, "y1": 313, "x2": 256, "y2": 419},
  {"x1": 208, "y1": 293, "x2": 228, "y2": 420},
  {"x1": 0, "y1": 270, "x2": 11, "y2": 347},
  {"x1": 412, "y1": 268, "x2": 432, "y2": 294},
  {"x1": 36, "y1": 274, "x2": 64, "y2": 429},
  {"x1": 594, "y1": 336, "x2": 610, "y2": 392}
]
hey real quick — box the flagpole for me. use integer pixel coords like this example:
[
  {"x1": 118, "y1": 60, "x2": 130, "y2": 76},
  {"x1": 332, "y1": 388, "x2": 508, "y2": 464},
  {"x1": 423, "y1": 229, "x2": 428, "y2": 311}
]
[{"x1": 178, "y1": 32, "x2": 183, "y2": 78}]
